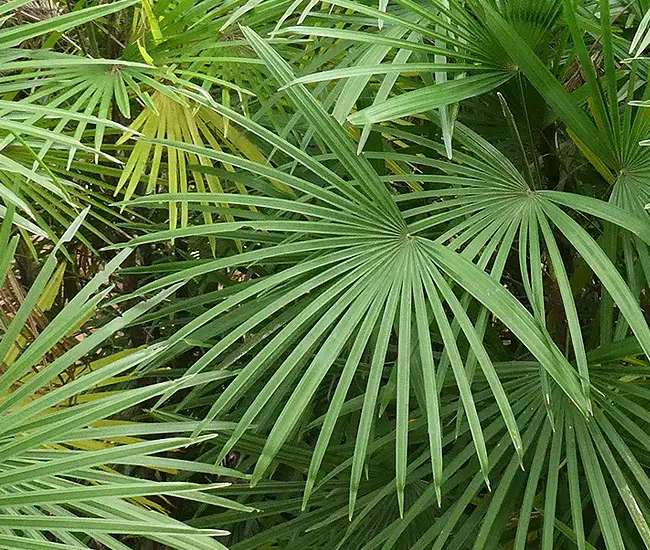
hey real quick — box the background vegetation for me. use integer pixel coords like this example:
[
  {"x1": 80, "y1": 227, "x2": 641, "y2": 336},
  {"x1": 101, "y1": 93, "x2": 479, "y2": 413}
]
[{"x1": 3, "y1": 0, "x2": 650, "y2": 548}]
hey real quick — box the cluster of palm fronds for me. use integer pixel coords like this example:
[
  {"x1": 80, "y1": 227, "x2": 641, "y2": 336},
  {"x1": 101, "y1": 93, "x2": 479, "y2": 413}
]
[{"x1": 2, "y1": 0, "x2": 650, "y2": 548}]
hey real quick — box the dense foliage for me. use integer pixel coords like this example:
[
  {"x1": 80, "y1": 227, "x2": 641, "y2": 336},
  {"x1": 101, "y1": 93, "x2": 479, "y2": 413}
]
[{"x1": 3, "y1": 0, "x2": 650, "y2": 548}]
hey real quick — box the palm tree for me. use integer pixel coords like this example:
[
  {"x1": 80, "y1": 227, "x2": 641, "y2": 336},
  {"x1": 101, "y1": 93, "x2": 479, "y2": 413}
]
[
  {"x1": 119, "y1": 3, "x2": 650, "y2": 548},
  {"x1": 6, "y1": 0, "x2": 650, "y2": 548}
]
